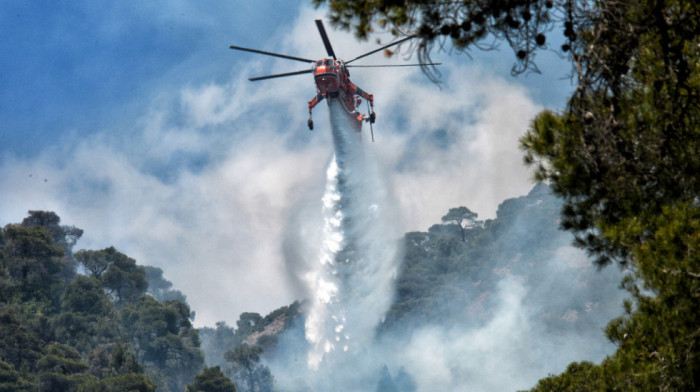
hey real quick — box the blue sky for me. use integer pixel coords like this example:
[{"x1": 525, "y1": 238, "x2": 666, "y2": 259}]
[
  {"x1": 0, "y1": 1, "x2": 574, "y2": 327},
  {"x1": 1, "y1": 1, "x2": 303, "y2": 156}
]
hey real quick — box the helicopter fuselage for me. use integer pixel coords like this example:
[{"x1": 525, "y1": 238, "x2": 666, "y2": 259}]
[
  {"x1": 313, "y1": 58, "x2": 345, "y2": 94},
  {"x1": 312, "y1": 58, "x2": 371, "y2": 116}
]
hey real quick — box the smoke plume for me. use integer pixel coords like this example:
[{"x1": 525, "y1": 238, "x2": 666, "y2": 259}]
[
  {"x1": 267, "y1": 79, "x2": 623, "y2": 392},
  {"x1": 280, "y1": 100, "x2": 403, "y2": 389}
]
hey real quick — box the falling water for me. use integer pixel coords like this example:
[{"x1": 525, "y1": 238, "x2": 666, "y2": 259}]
[{"x1": 303, "y1": 100, "x2": 402, "y2": 380}]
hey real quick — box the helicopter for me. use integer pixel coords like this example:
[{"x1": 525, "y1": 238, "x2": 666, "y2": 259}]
[{"x1": 230, "y1": 19, "x2": 439, "y2": 141}]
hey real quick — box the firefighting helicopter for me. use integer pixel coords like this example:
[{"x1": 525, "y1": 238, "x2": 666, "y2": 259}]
[{"x1": 229, "y1": 19, "x2": 439, "y2": 141}]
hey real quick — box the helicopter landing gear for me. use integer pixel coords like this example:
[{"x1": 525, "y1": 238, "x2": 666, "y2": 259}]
[{"x1": 307, "y1": 118, "x2": 314, "y2": 130}]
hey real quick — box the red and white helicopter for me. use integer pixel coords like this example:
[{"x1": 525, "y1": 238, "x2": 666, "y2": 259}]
[{"x1": 230, "y1": 19, "x2": 439, "y2": 141}]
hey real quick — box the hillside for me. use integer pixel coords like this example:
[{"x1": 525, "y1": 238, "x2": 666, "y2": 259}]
[
  {"x1": 200, "y1": 184, "x2": 628, "y2": 391},
  {"x1": 384, "y1": 183, "x2": 625, "y2": 334},
  {"x1": 0, "y1": 185, "x2": 628, "y2": 391},
  {"x1": 0, "y1": 211, "x2": 204, "y2": 392}
]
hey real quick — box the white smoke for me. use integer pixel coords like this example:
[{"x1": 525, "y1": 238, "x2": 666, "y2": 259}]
[
  {"x1": 283, "y1": 100, "x2": 402, "y2": 387},
  {"x1": 272, "y1": 108, "x2": 624, "y2": 390}
]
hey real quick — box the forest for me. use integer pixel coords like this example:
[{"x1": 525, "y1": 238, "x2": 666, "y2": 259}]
[
  {"x1": 2, "y1": 0, "x2": 698, "y2": 390},
  {"x1": 0, "y1": 184, "x2": 628, "y2": 391},
  {"x1": 312, "y1": 0, "x2": 699, "y2": 390}
]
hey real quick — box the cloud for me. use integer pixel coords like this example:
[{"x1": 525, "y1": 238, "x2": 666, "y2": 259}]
[
  {"x1": 372, "y1": 65, "x2": 542, "y2": 231},
  {"x1": 1, "y1": 2, "x2": 560, "y2": 327}
]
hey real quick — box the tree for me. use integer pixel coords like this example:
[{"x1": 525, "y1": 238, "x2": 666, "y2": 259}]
[
  {"x1": 81, "y1": 343, "x2": 155, "y2": 392},
  {"x1": 224, "y1": 345, "x2": 274, "y2": 392},
  {"x1": 518, "y1": 3, "x2": 699, "y2": 388},
  {"x1": 61, "y1": 276, "x2": 113, "y2": 315},
  {"x1": 76, "y1": 247, "x2": 148, "y2": 305},
  {"x1": 21, "y1": 210, "x2": 83, "y2": 254},
  {"x1": 75, "y1": 249, "x2": 112, "y2": 279},
  {"x1": 318, "y1": 1, "x2": 699, "y2": 389},
  {"x1": 144, "y1": 265, "x2": 188, "y2": 303},
  {"x1": 528, "y1": 361, "x2": 602, "y2": 391},
  {"x1": 313, "y1": 0, "x2": 574, "y2": 78},
  {"x1": 186, "y1": 366, "x2": 237, "y2": 392},
  {"x1": 1, "y1": 225, "x2": 69, "y2": 309},
  {"x1": 54, "y1": 275, "x2": 119, "y2": 353},
  {"x1": 121, "y1": 296, "x2": 204, "y2": 392},
  {"x1": 0, "y1": 359, "x2": 34, "y2": 392},
  {"x1": 0, "y1": 310, "x2": 44, "y2": 373},
  {"x1": 441, "y1": 206, "x2": 478, "y2": 242},
  {"x1": 199, "y1": 322, "x2": 237, "y2": 369},
  {"x1": 35, "y1": 343, "x2": 91, "y2": 392},
  {"x1": 234, "y1": 313, "x2": 262, "y2": 343},
  {"x1": 98, "y1": 247, "x2": 148, "y2": 305},
  {"x1": 108, "y1": 343, "x2": 144, "y2": 376},
  {"x1": 78, "y1": 373, "x2": 157, "y2": 392}
]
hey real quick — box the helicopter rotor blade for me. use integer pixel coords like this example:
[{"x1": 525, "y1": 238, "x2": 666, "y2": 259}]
[
  {"x1": 249, "y1": 69, "x2": 313, "y2": 82},
  {"x1": 346, "y1": 35, "x2": 416, "y2": 64},
  {"x1": 229, "y1": 45, "x2": 315, "y2": 63},
  {"x1": 315, "y1": 19, "x2": 337, "y2": 60},
  {"x1": 347, "y1": 63, "x2": 442, "y2": 68}
]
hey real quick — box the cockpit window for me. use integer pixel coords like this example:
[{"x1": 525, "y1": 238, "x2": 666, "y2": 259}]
[{"x1": 323, "y1": 60, "x2": 329, "y2": 66}]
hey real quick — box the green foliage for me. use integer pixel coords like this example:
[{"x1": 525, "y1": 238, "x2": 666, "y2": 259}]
[
  {"x1": 520, "y1": 1, "x2": 699, "y2": 266},
  {"x1": 0, "y1": 309, "x2": 44, "y2": 373},
  {"x1": 224, "y1": 345, "x2": 273, "y2": 392},
  {"x1": 36, "y1": 343, "x2": 91, "y2": 392},
  {"x1": 517, "y1": 2, "x2": 699, "y2": 389},
  {"x1": 383, "y1": 184, "x2": 605, "y2": 332},
  {"x1": 0, "y1": 359, "x2": 35, "y2": 392},
  {"x1": 526, "y1": 361, "x2": 603, "y2": 391},
  {"x1": 199, "y1": 322, "x2": 237, "y2": 369},
  {"x1": 317, "y1": 0, "x2": 699, "y2": 389},
  {"x1": 186, "y1": 366, "x2": 237, "y2": 392},
  {"x1": 53, "y1": 275, "x2": 119, "y2": 353},
  {"x1": 441, "y1": 206, "x2": 479, "y2": 242},
  {"x1": 97, "y1": 247, "x2": 148, "y2": 305},
  {"x1": 121, "y1": 296, "x2": 204, "y2": 392},
  {"x1": 199, "y1": 301, "x2": 303, "y2": 376},
  {"x1": 313, "y1": 0, "x2": 564, "y2": 76},
  {"x1": 21, "y1": 210, "x2": 83, "y2": 261},
  {"x1": 144, "y1": 265, "x2": 188, "y2": 303},
  {"x1": 516, "y1": 1, "x2": 699, "y2": 389},
  {"x1": 37, "y1": 343, "x2": 89, "y2": 375},
  {"x1": 235, "y1": 313, "x2": 262, "y2": 339},
  {"x1": 224, "y1": 345, "x2": 262, "y2": 371},
  {"x1": 78, "y1": 373, "x2": 157, "y2": 392},
  {"x1": 61, "y1": 275, "x2": 113, "y2": 315},
  {"x1": 109, "y1": 343, "x2": 144, "y2": 376},
  {"x1": 76, "y1": 246, "x2": 148, "y2": 305},
  {"x1": 0, "y1": 212, "x2": 198, "y2": 392},
  {"x1": 0, "y1": 225, "x2": 70, "y2": 310},
  {"x1": 585, "y1": 203, "x2": 700, "y2": 391},
  {"x1": 75, "y1": 249, "x2": 112, "y2": 278}
]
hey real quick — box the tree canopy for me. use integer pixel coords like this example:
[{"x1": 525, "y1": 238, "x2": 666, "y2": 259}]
[
  {"x1": 441, "y1": 206, "x2": 479, "y2": 242},
  {"x1": 187, "y1": 366, "x2": 237, "y2": 392},
  {"x1": 0, "y1": 212, "x2": 209, "y2": 392},
  {"x1": 224, "y1": 345, "x2": 274, "y2": 392},
  {"x1": 314, "y1": 0, "x2": 699, "y2": 390}
]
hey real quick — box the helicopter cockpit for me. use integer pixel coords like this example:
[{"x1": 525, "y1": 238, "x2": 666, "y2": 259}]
[{"x1": 313, "y1": 58, "x2": 341, "y2": 93}]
